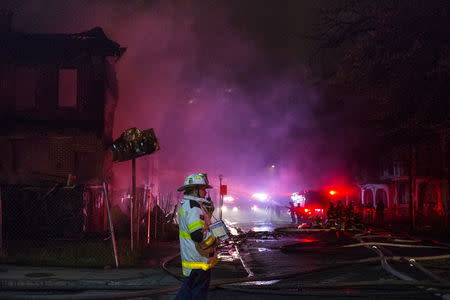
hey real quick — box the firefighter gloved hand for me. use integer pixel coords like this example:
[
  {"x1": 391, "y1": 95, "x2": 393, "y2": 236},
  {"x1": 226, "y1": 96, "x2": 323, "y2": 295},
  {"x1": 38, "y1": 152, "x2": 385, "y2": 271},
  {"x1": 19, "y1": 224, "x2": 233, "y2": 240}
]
[{"x1": 195, "y1": 234, "x2": 217, "y2": 257}]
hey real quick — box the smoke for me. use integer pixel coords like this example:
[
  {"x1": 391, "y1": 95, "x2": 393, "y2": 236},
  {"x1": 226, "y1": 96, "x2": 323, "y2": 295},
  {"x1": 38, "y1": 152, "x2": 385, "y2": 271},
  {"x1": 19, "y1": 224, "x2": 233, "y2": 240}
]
[{"x1": 4, "y1": 0, "x2": 358, "y2": 197}]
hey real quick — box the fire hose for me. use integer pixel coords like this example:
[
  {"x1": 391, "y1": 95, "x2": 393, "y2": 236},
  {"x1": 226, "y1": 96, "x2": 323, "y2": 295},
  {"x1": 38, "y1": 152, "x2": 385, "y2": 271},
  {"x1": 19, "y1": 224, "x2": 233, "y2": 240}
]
[
  {"x1": 1, "y1": 236, "x2": 449, "y2": 299},
  {"x1": 355, "y1": 235, "x2": 450, "y2": 300},
  {"x1": 340, "y1": 253, "x2": 450, "y2": 264},
  {"x1": 392, "y1": 239, "x2": 420, "y2": 243},
  {"x1": 282, "y1": 243, "x2": 450, "y2": 252},
  {"x1": 160, "y1": 252, "x2": 450, "y2": 297},
  {"x1": 341, "y1": 242, "x2": 450, "y2": 249},
  {"x1": 1, "y1": 251, "x2": 449, "y2": 299}
]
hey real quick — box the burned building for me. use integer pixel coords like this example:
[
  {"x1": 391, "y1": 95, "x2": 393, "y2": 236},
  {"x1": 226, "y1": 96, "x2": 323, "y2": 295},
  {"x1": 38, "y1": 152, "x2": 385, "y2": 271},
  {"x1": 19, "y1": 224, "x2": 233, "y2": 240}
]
[{"x1": 0, "y1": 21, "x2": 126, "y2": 238}]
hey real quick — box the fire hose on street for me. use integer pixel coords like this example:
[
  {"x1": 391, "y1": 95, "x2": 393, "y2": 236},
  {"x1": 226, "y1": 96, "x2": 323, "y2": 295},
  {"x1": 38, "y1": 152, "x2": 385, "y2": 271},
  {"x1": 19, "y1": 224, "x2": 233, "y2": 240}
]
[
  {"x1": 1, "y1": 250, "x2": 449, "y2": 299},
  {"x1": 354, "y1": 235, "x2": 450, "y2": 299},
  {"x1": 0, "y1": 235, "x2": 449, "y2": 299},
  {"x1": 162, "y1": 252, "x2": 450, "y2": 298},
  {"x1": 341, "y1": 242, "x2": 450, "y2": 249}
]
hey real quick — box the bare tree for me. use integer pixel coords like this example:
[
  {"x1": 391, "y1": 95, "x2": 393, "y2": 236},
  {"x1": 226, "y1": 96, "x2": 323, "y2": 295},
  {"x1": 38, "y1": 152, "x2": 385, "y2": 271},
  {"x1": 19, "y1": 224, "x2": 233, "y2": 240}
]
[{"x1": 315, "y1": 0, "x2": 450, "y2": 230}]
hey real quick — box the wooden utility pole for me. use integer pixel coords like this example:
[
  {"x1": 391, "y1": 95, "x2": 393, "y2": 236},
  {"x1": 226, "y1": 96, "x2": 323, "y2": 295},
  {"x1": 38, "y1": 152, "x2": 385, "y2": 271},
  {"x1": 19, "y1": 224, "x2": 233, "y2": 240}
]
[
  {"x1": 155, "y1": 193, "x2": 159, "y2": 241},
  {"x1": 136, "y1": 185, "x2": 141, "y2": 248},
  {"x1": 442, "y1": 130, "x2": 450, "y2": 230},
  {"x1": 407, "y1": 112, "x2": 416, "y2": 232},
  {"x1": 131, "y1": 158, "x2": 136, "y2": 251},
  {"x1": 408, "y1": 143, "x2": 416, "y2": 232},
  {"x1": 0, "y1": 186, "x2": 3, "y2": 255},
  {"x1": 103, "y1": 182, "x2": 119, "y2": 268},
  {"x1": 147, "y1": 186, "x2": 151, "y2": 244}
]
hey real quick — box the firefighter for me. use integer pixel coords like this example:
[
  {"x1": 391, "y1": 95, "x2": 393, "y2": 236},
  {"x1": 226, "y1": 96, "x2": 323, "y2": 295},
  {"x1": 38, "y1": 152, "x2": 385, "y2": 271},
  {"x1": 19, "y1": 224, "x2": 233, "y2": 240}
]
[
  {"x1": 345, "y1": 201, "x2": 355, "y2": 230},
  {"x1": 313, "y1": 215, "x2": 323, "y2": 228},
  {"x1": 295, "y1": 203, "x2": 303, "y2": 225},
  {"x1": 336, "y1": 200, "x2": 344, "y2": 229},
  {"x1": 175, "y1": 173, "x2": 218, "y2": 300},
  {"x1": 326, "y1": 202, "x2": 337, "y2": 229},
  {"x1": 288, "y1": 201, "x2": 296, "y2": 224}
]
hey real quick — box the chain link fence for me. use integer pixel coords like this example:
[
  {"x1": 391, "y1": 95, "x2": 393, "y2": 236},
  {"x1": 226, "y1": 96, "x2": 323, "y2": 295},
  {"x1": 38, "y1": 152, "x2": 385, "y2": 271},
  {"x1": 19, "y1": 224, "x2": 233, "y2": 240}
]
[{"x1": 0, "y1": 184, "x2": 178, "y2": 267}]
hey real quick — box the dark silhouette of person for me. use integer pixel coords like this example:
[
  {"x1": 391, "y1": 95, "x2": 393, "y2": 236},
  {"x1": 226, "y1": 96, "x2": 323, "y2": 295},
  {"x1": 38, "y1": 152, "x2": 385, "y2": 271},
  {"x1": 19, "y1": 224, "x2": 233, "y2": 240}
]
[
  {"x1": 376, "y1": 199, "x2": 385, "y2": 226},
  {"x1": 288, "y1": 201, "x2": 296, "y2": 224},
  {"x1": 296, "y1": 203, "x2": 302, "y2": 224}
]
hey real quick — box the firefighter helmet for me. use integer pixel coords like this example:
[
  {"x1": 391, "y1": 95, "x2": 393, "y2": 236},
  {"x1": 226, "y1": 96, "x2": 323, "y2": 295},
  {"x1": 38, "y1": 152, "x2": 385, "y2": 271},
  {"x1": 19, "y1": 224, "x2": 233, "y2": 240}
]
[{"x1": 177, "y1": 173, "x2": 213, "y2": 191}]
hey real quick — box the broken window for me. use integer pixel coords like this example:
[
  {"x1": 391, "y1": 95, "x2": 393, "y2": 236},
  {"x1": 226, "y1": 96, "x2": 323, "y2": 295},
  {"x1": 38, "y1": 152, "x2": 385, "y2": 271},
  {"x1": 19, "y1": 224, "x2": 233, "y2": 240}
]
[
  {"x1": 58, "y1": 69, "x2": 78, "y2": 108},
  {"x1": 15, "y1": 66, "x2": 37, "y2": 110}
]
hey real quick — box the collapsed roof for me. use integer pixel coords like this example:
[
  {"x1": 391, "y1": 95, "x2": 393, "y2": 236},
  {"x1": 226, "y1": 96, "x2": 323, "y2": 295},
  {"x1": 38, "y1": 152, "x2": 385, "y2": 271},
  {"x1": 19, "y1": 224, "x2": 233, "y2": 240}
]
[{"x1": 0, "y1": 27, "x2": 126, "y2": 63}]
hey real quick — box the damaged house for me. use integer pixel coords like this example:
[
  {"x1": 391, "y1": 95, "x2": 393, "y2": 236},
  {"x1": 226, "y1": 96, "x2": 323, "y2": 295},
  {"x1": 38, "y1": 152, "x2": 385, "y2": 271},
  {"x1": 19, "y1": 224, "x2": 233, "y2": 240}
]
[
  {"x1": 360, "y1": 129, "x2": 450, "y2": 231},
  {"x1": 0, "y1": 20, "x2": 126, "y2": 239}
]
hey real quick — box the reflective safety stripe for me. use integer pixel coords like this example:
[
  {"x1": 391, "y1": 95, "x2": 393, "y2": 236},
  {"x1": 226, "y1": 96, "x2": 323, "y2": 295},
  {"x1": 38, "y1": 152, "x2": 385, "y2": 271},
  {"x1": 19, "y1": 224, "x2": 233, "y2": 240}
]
[
  {"x1": 203, "y1": 235, "x2": 215, "y2": 247},
  {"x1": 188, "y1": 220, "x2": 205, "y2": 232},
  {"x1": 179, "y1": 230, "x2": 191, "y2": 239},
  {"x1": 182, "y1": 258, "x2": 218, "y2": 271}
]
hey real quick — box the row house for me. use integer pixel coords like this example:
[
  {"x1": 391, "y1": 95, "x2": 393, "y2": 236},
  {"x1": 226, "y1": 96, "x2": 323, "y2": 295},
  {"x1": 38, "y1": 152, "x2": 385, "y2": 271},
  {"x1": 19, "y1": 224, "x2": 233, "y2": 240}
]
[
  {"x1": 360, "y1": 131, "x2": 449, "y2": 230},
  {"x1": 0, "y1": 19, "x2": 126, "y2": 238}
]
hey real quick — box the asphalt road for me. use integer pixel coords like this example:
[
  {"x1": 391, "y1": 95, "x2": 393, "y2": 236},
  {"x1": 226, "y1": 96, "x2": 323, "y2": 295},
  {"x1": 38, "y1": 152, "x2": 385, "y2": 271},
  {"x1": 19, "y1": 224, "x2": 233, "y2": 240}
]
[
  {"x1": 205, "y1": 221, "x2": 449, "y2": 299},
  {"x1": 1, "y1": 221, "x2": 448, "y2": 299}
]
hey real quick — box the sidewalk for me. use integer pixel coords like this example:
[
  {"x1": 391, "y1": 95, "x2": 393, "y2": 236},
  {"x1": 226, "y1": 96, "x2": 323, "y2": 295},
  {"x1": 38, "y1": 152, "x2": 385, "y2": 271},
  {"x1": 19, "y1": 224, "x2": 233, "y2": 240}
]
[
  {"x1": 0, "y1": 261, "x2": 248, "y2": 300},
  {"x1": 0, "y1": 264, "x2": 178, "y2": 284},
  {"x1": 0, "y1": 241, "x2": 183, "y2": 299},
  {"x1": 0, "y1": 264, "x2": 181, "y2": 300},
  {"x1": 0, "y1": 239, "x2": 249, "y2": 300}
]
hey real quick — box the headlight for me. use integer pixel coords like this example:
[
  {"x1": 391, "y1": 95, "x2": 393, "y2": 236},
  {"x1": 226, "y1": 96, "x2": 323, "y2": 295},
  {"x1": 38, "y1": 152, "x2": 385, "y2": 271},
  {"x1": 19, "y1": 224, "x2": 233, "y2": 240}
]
[
  {"x1": 221, "y1": 206, "x2": 228, "y2": 212},
  {"x1": 252, "y1": 193, "x2": 268, "y2": 201},
  {"x1": 223, "y1": 196, "x2": 234, "y2": 202},
  {"x1": 232, "y1": 206, "x2": 238, "y2": 212}
]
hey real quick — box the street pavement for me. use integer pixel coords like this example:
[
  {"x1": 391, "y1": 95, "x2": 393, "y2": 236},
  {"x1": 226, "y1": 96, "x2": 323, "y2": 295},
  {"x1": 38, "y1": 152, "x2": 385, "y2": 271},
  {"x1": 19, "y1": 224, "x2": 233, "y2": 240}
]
[
  {"x1": 207, "y1": 222, "x2": 449, "y2": 299},
  {"x1": 0, "y1": 221, "x2": 449, "y2": 299}
]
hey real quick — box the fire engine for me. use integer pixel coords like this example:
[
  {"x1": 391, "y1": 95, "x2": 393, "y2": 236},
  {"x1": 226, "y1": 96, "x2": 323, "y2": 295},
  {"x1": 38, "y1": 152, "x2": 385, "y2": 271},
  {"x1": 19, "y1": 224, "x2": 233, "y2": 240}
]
[{"x1": 290, "y1": 190, "x2": 330, "y2": 226}]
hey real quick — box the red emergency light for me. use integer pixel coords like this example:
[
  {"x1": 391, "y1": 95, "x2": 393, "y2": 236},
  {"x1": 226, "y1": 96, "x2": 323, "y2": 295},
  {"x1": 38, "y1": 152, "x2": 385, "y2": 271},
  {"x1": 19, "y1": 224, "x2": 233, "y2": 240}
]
[{"x1": 329, "y1": 190, "x2": 337, "y2": 196}]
